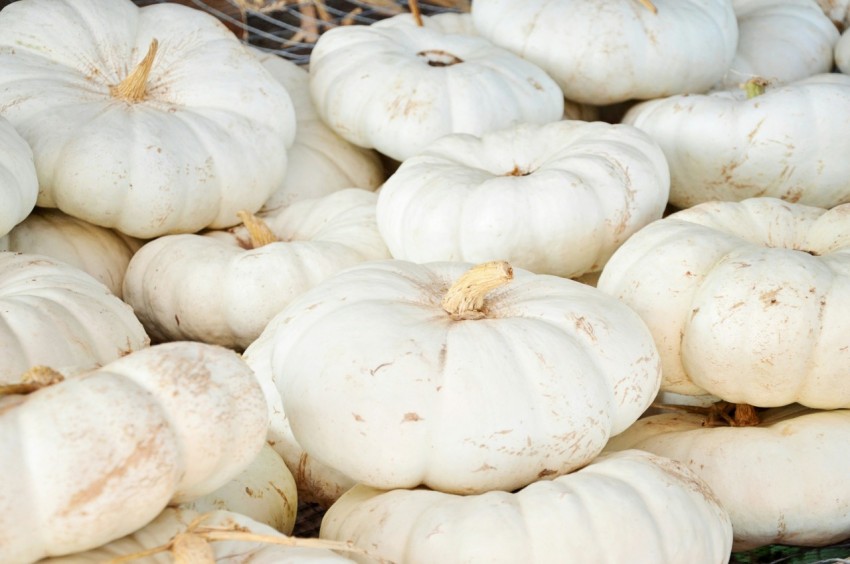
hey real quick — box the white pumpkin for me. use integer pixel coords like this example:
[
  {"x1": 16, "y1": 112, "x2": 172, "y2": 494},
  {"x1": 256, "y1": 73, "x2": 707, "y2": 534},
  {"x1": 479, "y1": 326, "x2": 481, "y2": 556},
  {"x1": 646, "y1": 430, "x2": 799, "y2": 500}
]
[
  {"x1": 597, "y1": 198, "x2": 850, "y2": 407},
  {"x1": 718, "y1": 0, "x2": 838, "y2": 88},
  {"x1": 0, "y1": 251, "x2": 149, "y2": 384},
  {"x1": 0, "y1": 342, "x2": 268, "y2": 563},
  {"x1": 623, "y1": 73, "x2": 850, "y2": 208},
  {"x1": 0, "y1": 116, "x2": 37, "y2": 239},
  {"x1": 815, "y1": 0, "x2": 850, "y2": 27},
  {"x1": 0, "y1": 208, "x2": 142, "y2": 297},
  {"x1": 250, "y1": 49, "x2": 384, "y2": 213},
  {"x1": 471, "y1": 0, "x2": 738, "y2": 104},
  {"x1": 605, "y1": 405, "x2": 850, "y2": 550},
  {"x1": 43, "y1": 508, "x2": 357, "y2": 563},
  {"x1": 123, "y1": 189, "x2": 390, "y2": 351},
  {"x1": 0, "y1": 0, "x2": 295, "y2": 238},
  {"x1": 269, "y1": 260, "x2": 661, "y2": 494},
  {"x1": 376, "y1": 120, "x2": 669, "y2": 278},
  {"x1": 308, "y1": 12, "x2": 564, "y2": 161},
  {"x1": 321, "y1": 450, "x2": 732, "y2": 564}
]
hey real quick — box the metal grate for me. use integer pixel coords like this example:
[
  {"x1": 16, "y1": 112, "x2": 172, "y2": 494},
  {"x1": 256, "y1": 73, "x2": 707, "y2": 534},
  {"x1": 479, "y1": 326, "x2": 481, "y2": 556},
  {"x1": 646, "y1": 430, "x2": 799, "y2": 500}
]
[{"x1": 135, "y1": 0, "x2": 470, "y2": 65}]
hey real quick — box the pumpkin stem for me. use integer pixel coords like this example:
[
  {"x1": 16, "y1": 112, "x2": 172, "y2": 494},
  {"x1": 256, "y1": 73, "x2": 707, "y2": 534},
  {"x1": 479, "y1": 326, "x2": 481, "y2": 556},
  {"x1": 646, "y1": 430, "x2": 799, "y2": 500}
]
[
  {"x1": 236, "y1": 210, "x2": 279, "y2": 248},
  {"x1": 636, "y1": 0, "x2": 657, "y2": 13},
  {"x1": 743, "y1": 77, "x2": 769, "y2": 99},
  {"x1": 408, "y1": 0, "x2": 423, "y2": 26},
  {"x1": 0, "y1": 366, "x2": 64, "y2": 396},
  {"x1": 110, "y1": 39, "x2": 159, "y2": 103},
  {"x1": 651, "y1": 400, "x2": 761, "y2": 427},
  {"x1": 441, "y1": 261, "x2": 513, "y2": 320}
]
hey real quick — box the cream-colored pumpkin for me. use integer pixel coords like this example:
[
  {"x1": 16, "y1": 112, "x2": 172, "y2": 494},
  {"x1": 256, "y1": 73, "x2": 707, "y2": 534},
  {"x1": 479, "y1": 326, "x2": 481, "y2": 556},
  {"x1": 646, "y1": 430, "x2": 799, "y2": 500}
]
[
  {"x1": 0, "y1": 208, "x2": 142, "y2": 297},
  {"x1": 718, "y1": 0, "x2": 838, "y2": 88},
  {"x1": 605, "y1": 405, "x2": 850, "y2": 550},
  {"x1": 815, "y1": 0, "x2": 850, "y2": 27},
  {"x1": 0, "y1": 0, "x2": 295, "y2": 238},
  {"x1": 321, "y1": 449, "x2": 732, "y2": 564},
  {"x1": 597, "y1": 198, "x2": 850, "y2": 407},
  {"x1": 243, "y1": 318, "x2": 356, "y2": 508},
  {"x1": 623, "y1": 73, "x2": 850, "y2": 208},
  {"x1": 471, "y1": 0, "x2": 738, "y2": 105},
  {"x1": 270, "y1": 260, "x2": 661, "y2": 494},
  {"x1": 123, "y1": 189, "x2": 390, "y2": 350},
  {"x1": 0, "y1": 251, "x2": 149, "y2": 384},
  {"x1": 250, "y1": 49, "x2": 384, "y2": 213},
  {"x1": 376, "y1": 120, "x2": 669, "y2": 278},
  {"x1": 308, "y1": 12, "x2": 564, "y2": 162},
  {"x1": 43, "y1": 508, "x2": 357, "y2": 563},
  {"x1": 0, "y1": 116, "x2": 37, "y2": 239},
  {"x1": 180, "y1": 443, "x2": 298, "y2": 535},
  {"x1": 0, "y1": 342, "x2": 268, "y2": 563}
]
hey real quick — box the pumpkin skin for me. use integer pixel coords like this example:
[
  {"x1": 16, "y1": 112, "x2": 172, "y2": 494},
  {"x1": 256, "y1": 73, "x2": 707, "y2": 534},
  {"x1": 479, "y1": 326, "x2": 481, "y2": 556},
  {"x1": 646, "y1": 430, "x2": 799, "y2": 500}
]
[
  {"x1": 718, "y1": 0, "x2": 838, "y2": 88},
  {"x1": 623, "y1": 73, "x2": 850, "y2": 209},
  {"x1": 321, "y1": 450, "x2": 732, "y2": 564},
  {"x1": 308, "y1": 13, "x2": 564, "y2": 162},
  {"x1": 0, "y1": 342, "x2": 268, "y2": 563},
  {"x1": 43, "y1": 508, "x2": 355, "y2": 563},
  {"x1": 251, "y1": 49, "x2": 384, "y2": 214},
  {"x1": 123, "y1": 189, "x2": 390, "y2": 351},
  {"x1": 604, "y1": 406, "x2": 850, "y2": 550},
  {"x1": 836, "y1": 27, "x2": 850, "y2": 74},
  {"x1": 0, "y1": 0, "x2": 295, "y2": 238},
  {"x1": 375, "y1": 120, "x2": 670, "y2": 278},
  {"x1": 0, "y1": 251, "x2": 149, "y2": 384},
  {"x1": 0, "y1": 116, "x2": 37, "y2": 239},
  {"x1": 270, "y1": 260, "x2": 661, "y2": 494},
  {"x1": 471, "y1": 0, "x2": 738, "y2": 105},
  {"x1": 597, "y1": 198, "x2": 850, "y2": 407},
  {"x1": 0, "y1": 208, "x2": 142, "y2": 298}
]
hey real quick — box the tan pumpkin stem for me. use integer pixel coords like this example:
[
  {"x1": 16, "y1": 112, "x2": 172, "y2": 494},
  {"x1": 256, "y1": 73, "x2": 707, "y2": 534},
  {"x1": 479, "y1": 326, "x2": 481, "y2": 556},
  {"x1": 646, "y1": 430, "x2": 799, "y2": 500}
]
[
  {"x1": 744, "y1": 77, "x2": 768, "y2": 99},
  {"x1": 0, "y1": 366, "x2": 64, "y2": 396},
  {"x1": 409, "y1": 0, "x2": 423, "y2": 26},
  {"x1": 651, "y1": 400, "x2": 761, "y2": 427},
  {"x1": 637, "y1": 0, "x2": 657, "y2": 13},
  {"x1": 441, "y1": 261, "x2": 513, "y2": 320},
  {"x1": 236, "y1": 210, "x2": 279, "y2": 248},
  {"x1": 110, "y1": 39, "x2": 159, "y2": 103}
]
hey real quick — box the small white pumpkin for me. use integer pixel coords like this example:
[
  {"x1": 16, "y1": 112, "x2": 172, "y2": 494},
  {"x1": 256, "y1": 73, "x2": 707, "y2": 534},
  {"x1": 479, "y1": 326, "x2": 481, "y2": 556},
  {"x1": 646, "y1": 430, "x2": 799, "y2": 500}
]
[
  {"x1": 0, "y1": 0, "x2": 296, "y2": 238},
  {"x1": 376, "y1": 120, "x2": 670, "y2": 278},
  {"x1": 270, "y1": 260, "x2": 661, "y2": 494},
  {"x1": 0, "y1": 116, "x2": 37, "y2": 239},
  {"x1": 321, "y1": 450, "x2": 732, "y2": 564},
  {"x1": 623, "y1": 73, "x2": 850, "y2": 208},
  {"x1": 0, "y1": 251, "x2": 149, "y2": 384},
  {"x1": 308, "y1": 12, "x2": 564, "y2": 161},
  {"x1": 471, "y1": 0, "x2": 738, "y2": 104},
  {"x1": 0, "y1": 208, "x2": 142, "y2": 297},
  {"x1": 123, "y1": 189, "x2": 390, "y2": 350},
  {"x1": 597, "y1": 198, "x2": 850, "y2": 407},
  {"x1": 0, "y1": 342, "x2": 268, "y2": 563}
]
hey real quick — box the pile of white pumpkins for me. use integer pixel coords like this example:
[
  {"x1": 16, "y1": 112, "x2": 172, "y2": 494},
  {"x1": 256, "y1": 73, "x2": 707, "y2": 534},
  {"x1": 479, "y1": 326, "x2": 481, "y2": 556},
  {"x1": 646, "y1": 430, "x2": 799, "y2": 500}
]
[{"x1": 2, "y1": 0, "x2": 850, "y2": 561}]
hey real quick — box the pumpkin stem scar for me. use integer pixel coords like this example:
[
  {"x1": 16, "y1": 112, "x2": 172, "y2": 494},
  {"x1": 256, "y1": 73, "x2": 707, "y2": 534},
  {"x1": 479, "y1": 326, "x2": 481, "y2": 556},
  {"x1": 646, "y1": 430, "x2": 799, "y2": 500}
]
[
  {"x1": 637, "y1": 0, "x2": 658, "y2": 14},
  {"x1": 651, "y1": 401, "x2": 762, "y2": 427},
  {"x1": 442, "y1": 261, "x2": 513, "y2": 320},
  {"x1": 236, "y1": 210, "x2": 279, "y2": 248},
  {"x1": 417, "y1": 49, "x2": 464, "y2": 67},
  {"x1": 110, "y1": 38, "x2": 159, "y2": 103},
  {"x1": 0, "y1": 365, "x2": 64, "y2": 396},
  {"x1": 409, "y1": 0, "x2": 423, "y2": 26},
  {"x1": 743, "y1": 77, "x2": 769, "y2": 99}
]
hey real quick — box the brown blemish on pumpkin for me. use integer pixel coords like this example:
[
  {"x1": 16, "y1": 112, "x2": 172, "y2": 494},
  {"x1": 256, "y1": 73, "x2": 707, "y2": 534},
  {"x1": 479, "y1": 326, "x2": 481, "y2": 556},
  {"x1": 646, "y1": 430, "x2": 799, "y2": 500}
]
[
  {"x1": 369, "y1": 362, "x2": 392, "y2": 376},
  {"x1": 352, "y1": 413, "x2": 365, "y2": 422},
  {"x1": 473, "y1": 463, "x2": 496, "y2": 472},
  {"x1": 537, "y1": 468, "x2": 557, "y2": 478},
  {"x1": 416, "y1": 49, "x2": 463, "y2": 67},
  {"x1": 760, "y1": 288, "x2": 780, "y2": 307},
  {"x1": 573, "y1": 316, "x2": 597, "y2": 342},
  {"x1": 402, "y1": 412, "x2": 422, "y2": 422}
]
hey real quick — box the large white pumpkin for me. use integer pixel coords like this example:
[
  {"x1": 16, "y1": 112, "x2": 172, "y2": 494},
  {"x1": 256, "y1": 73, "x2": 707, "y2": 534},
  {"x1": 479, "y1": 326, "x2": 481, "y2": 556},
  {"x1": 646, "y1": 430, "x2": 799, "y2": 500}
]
[
  {"x1": 321, "y1": 450, "x2": 732, "y2": 564},
  {"x1": 308, "y1": 12, "x2": 564, "y2": 162},
  {"x1": 269, "y1": 260, "x2": 661, "y2": 494},
  {"x1": 0, "y1": 116, "x2": 37, "y2": 239},
  {"x1": 597, "y1": 198, "x2": 850, "y2": 407},
  {"x1": 471, "y1": 0, "x2": 738, "y2": 104},
  {"x1": 0, "y1": 0, "x2": 295, "y2": 238},
  {"x1": 376, "y1": 120, "x2": 669, "y2": 278},
  {"x1": 623, "y1": 73, "x2": 850, "y2": 208}
]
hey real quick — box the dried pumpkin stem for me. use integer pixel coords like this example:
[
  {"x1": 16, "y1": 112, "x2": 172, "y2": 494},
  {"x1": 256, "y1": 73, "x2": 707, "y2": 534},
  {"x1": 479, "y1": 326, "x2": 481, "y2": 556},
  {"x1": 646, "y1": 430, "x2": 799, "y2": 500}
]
[
  {"x1": 408, "y1": 0, "x2": 423, "y2": 26},
  {"x1": 110, "y1": 39, "x2": 159, "y2": 103},
  {"x1": 441, "y1": 261, "x2": 513, "y2": 320},
  {"x1": 652, "y1": 400, "x2": 761, "y2": 427},
  {"x1": 636, "y1": 0, "x2": 657, "y2": 13},
  {"x1": 236, "y1": 210, "x2": 279, "y2": 248},
  {"x1": 744, "y1": 77, "x2": 768, "y2": 99},
  {"x1": 0, "y1": 366, "x2": 64, "y2": 396}
]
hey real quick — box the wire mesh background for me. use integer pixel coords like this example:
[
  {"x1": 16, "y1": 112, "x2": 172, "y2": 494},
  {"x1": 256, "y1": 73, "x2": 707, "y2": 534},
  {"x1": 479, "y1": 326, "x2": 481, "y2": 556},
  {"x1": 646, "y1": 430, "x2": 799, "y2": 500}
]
[{"x1": 135, "y1": 0, "x2": 470, "y2": 65}]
